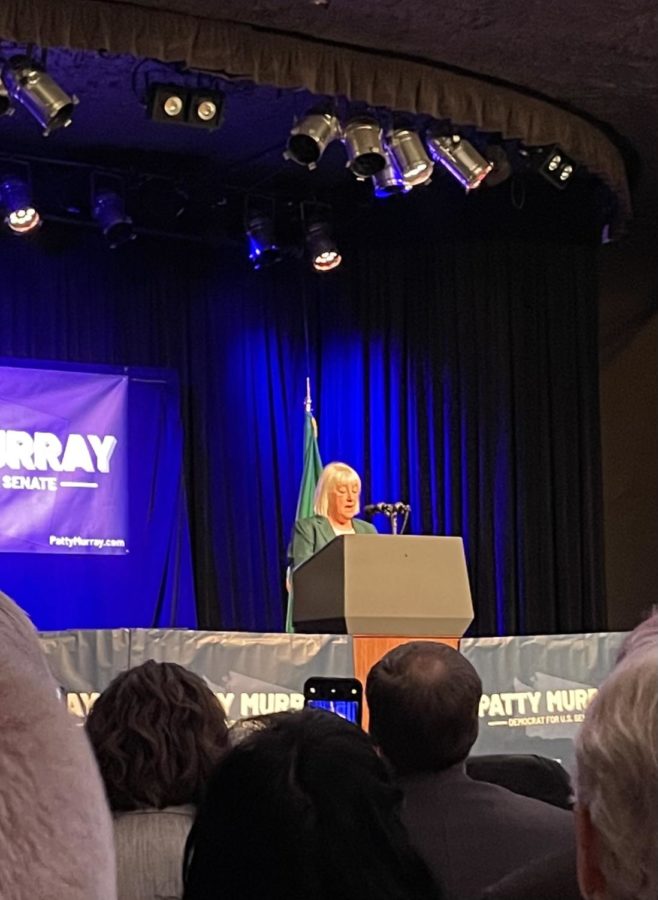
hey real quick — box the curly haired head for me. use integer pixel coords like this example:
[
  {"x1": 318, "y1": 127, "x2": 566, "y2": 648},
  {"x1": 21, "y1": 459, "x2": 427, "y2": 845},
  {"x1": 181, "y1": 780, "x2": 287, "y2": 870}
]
[{"x1": 86, "y1": 660, "x2": 229, "y2": 811}]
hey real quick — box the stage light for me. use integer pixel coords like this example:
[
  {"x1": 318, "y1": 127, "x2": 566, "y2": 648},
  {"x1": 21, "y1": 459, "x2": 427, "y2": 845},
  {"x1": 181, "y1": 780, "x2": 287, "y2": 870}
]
[
  {"x1": 188, "y1": 90, "x2": 225, "y2": 130},
  {"x1": 162, "y1": 92, "x2": 185, "y2": 119},
  {"x1": 1, "y1": 56, "x2": 78, "y2": 135},
  {"x1": 92, "y1": 191, "x2": 136, "y2": 249},
  {"x1": 246, "y1": 214, "x2": 282, "y2": 270},
  {"x1": 387, "y1": 129, "x2": 433, "y2": 187},
  {"x1": 285, "y1": 113, "x2": 341, "y2": 169},
  {"x1": 147, "y1": 84, "x2": 225, "y2": 130},
  {"x1": 305, "y1": 220, "x2": 342, "y2": 272},
  {"x1": 371, "y1": 152, "x2": 412, "y2": 198},
  {"x1": 0, "y1": 82, "x2": 13, "y2": 117},
  {"x1": 0, "y1": 176, "x2": 41, "y2": 235},
  {"x1": 343, "y1": 117, "x2": 387, "y2": 178},
  {"x1": 426, "y1": 134, "x2": 493, "y2": 191},
  {"x1": 483, "y1": 144, "x2": 512, "y2": 188},
  {"x1": 536, "y1": 145, "x2": 577, "y2": 189}
]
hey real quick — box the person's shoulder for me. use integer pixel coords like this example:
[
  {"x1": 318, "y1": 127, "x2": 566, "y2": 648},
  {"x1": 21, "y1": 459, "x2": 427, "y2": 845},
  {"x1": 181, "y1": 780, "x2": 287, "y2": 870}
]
[
  {"x1": 296, "y1": 514, "x2": 325, "y2": 529},
  {"x1": 468, "y1": 777, "x2": 573, "y2": 823},
  {"x1": 113, "y1": 806, "x2": 196, "y2": 838},
  {"x1": 466, "y1": 753, "x2": 572, "y2": 810},
  {"x1": 293, "y1": 515, "x2": 327, "y2": 539},
  {"x1": 354, "y1": 518, "x2": 377, "y2": 533}
]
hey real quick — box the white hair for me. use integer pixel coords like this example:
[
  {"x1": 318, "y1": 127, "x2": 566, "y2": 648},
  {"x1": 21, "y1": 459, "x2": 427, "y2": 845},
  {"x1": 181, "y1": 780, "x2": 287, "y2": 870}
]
[
  {"x1": 313, "y1": 462, "x2": 361, "y2": 516},
  {"x1": 575, "y1": 648, "x2": 658, "y2": 900},
  {"x1": 616, "y1": 608, "x2": 658, "y2": 664}
]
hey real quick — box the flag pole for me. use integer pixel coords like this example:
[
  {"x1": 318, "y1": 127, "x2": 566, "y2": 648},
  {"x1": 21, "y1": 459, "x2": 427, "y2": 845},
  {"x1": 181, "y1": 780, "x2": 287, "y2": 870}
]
[{"x1": 304, "y1": 376, "x2": 312, "y2": 415}]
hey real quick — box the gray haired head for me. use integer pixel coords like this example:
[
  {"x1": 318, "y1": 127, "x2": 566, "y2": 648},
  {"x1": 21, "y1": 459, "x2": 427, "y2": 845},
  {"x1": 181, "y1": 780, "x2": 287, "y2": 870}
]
[
  {"x1": 616, "y1": 608, "x2": 658, "y2": 664},
  {"x1": 575, "y1": 648, "x2": 658, "y2": 899}
]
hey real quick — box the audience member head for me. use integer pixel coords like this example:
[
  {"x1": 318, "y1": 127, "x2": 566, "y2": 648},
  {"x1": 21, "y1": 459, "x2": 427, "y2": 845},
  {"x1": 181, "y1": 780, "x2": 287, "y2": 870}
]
[
  {"x1": 366, "y1": 640, "x2": 482, "y2": 774},
  {"x1": 86, "y1": 659, "x2": 229, "y2": 811},
  {"x1": 615, "y1": 607, "x2": 658, "y2": 664},
  {"x1": 183, "y1": 708, "x2": 440, "y2": 900},
  {"x1": 575, "y1": 649, "x2": 658, "y2": 900}
]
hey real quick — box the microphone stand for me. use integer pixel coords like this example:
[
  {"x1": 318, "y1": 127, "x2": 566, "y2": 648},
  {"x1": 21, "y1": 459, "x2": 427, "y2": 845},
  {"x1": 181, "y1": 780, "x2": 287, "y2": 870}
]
[
  {"x1": 389, "y1": 508, "x2": 399, "y2": 535},
  {"x1": 399, "y1": 507, "x2": 410, "y2": 534}
]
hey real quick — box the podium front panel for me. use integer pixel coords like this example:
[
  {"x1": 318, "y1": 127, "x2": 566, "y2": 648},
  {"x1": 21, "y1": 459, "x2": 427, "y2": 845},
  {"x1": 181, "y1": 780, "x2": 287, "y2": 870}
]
[{"x1": 293, "y1": 534, "x2": 473, "y2": 636}]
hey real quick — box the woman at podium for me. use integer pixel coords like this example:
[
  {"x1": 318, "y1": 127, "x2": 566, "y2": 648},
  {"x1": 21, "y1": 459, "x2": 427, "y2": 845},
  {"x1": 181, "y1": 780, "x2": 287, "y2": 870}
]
[
  {"x1": 286, "y1": 462, "x2": 377, "y2": 631},
  {"x1": 290, "y1": 462, "x2": 378, "y2": 570}
]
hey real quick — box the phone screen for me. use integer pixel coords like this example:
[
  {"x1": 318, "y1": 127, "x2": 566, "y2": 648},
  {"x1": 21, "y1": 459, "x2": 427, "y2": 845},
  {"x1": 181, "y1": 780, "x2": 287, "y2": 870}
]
[
  {"x1": 303, "y1": 677, "x2": 363, "y2": 727},
  {"x1": 306, "y1": 698, "x2": 361, "y2": 725}
]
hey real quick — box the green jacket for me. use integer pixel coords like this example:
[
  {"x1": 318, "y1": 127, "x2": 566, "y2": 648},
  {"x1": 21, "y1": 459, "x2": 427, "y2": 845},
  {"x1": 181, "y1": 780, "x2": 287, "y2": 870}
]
[{"x1": 289, "y1": 514, "x2": 378, "y2": 570}]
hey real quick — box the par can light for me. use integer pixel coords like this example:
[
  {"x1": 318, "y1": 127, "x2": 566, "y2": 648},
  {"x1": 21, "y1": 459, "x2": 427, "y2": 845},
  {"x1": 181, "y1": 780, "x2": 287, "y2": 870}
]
[
  {"x1": 427, "y1": 134, "x2": 493, "y2": 191},
  {"x1": 2, "y1": 56, "x2": 77, "y2": 136},
  {"x1": 285, "y1": 113, "x2": 341, "y2": 169},
  {"x1": 343, "y1": 117, "x2": 387, "y2": 179}
]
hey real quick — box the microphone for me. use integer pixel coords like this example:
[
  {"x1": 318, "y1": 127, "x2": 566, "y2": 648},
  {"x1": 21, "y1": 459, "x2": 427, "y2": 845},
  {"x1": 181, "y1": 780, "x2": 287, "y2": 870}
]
[
  {"x1": 364, "y1": 502, "x2": 411, "y2": 515},
  {"x1": 363, "y1": 502, "x2": 393, "y2": 515}
]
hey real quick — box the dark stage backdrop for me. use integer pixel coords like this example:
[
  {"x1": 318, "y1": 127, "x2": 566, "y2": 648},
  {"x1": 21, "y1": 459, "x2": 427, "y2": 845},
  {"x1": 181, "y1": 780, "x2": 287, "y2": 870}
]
[{"x1": 0, "y1": 196, "x2": 606, "y2": 635}]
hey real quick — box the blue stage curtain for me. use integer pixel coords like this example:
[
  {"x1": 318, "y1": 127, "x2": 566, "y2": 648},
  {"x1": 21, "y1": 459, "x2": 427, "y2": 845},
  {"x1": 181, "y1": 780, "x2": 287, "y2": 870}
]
[{"x1": 0, "y1": 194, "x2": 605, "y2": 635}]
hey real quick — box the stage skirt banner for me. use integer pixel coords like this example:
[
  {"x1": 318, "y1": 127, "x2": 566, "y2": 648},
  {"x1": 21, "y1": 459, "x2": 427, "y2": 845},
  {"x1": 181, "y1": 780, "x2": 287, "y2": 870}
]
[
  {"x1": 41, "y1": 627, "x2": 627, "y2": 759},
  {"x1": 0, "y1": 364, "x2": 128, "y2": 554},
  {"x1": 461, "y1": 631, "x2": 626, "y2": 771},
  {"x1": 41, "y1": 628, "x2": 354, "y2": 722}
]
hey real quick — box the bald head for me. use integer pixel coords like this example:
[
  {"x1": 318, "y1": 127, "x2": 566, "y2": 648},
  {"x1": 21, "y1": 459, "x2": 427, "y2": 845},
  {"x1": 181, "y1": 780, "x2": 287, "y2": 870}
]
[{"x1": 366, "y1": 641, "x2": 482, "y2": 775}]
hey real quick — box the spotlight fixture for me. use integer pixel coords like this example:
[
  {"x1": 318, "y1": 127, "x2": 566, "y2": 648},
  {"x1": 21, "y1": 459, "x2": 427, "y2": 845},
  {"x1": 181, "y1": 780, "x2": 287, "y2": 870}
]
[
  {"x1": 246, "y1": 213, "x2": 282, "y2": 270},
  {"x1": 1, "y1": 56, "x2": 78, "y2": 135},
  {"x1": 0, "y1": 176, "x2": 41, "y2": 235},
  {"x1": 147, "y1": 84, "x2": 225, "y2": 130},
  {"x1": 343, "y1": 117, "x2": 387, "y2": 179},
  {"x1": 387, "y1": 128, "x2": 433, "y2": 187},
  {"x1": 0, "y1": 82, "x2": 13, "y2": 117},
  {"x1": 483, "y1": 144, "x2": 512, "y2": 188},
  {"x1": 426, "y1": 134, "x2": 493, "y2": 191},
  {"x1": 92, "y1": 191, "x2": 136, "y2": 249},
  {"x1": 285, "y1": 112, "x2": 341, "y2": 169},
  {"x1": 535, "y1": 145, "x2": 577, "y2": 190},
  {"x1": 305, "y1": 220, "x2": 342, "y2": 272},
  {"x1": 189, "y1": 91, "x2": 224, "y2": 129},
  {"x1": 371, "y1": 152, "x2": 412, "y2": 199}
]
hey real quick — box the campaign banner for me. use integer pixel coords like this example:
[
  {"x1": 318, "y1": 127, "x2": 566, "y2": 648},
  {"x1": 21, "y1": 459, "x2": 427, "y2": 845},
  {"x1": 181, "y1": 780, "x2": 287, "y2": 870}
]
[
  {"x1": 461, "y1": 632, "x2": 626, "y2": 771},
  {"x1": 40, "y1": 628, "x2": 354, "y2": 722},
  {"x1": 0, "y1": 364, "x2": 128, "y2": 554}
]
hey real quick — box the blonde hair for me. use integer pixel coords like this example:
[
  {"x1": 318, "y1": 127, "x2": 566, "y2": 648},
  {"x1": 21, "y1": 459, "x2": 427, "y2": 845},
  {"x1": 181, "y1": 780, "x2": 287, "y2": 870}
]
[{"x1": 313, "y1": 462, "x2": 361, "y2": 516}]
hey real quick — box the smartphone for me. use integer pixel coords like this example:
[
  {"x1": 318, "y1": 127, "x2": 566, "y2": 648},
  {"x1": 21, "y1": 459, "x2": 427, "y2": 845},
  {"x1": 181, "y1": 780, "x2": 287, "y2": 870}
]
[{"x1": 303, "y1": 676, "x2": 363, "y2": 727}]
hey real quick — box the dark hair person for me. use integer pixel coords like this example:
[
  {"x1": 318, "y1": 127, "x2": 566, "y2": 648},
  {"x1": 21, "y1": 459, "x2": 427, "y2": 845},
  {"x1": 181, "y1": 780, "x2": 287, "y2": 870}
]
[
  {"x1": 183, "y1": 708, "x2": 442, "y2": 900},
  {"x1": 367, "y1": 639, "x2": 483, "y2": 774},
  {"x1": 86, "y1": 660, "x2": 229, "y2": 900},
  {"x1": 366, "y1": 642, "x2": 573, "y2": 900}
]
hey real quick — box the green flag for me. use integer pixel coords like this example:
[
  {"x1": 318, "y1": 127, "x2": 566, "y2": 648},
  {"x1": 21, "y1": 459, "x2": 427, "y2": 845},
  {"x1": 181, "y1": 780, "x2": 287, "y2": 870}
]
[
  {"x1": 295, "y1": 411, "x2": 323, "y2": 519},
  {"x1": 286, "y1": 379, "x2": 323, "y2": 632}
]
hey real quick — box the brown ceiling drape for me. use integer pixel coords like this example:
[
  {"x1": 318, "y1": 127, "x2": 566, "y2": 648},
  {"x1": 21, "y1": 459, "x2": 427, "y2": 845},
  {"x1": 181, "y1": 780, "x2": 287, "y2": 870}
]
[{"x1": 0, "y1": 0, "x2": 631, "y2": 231}]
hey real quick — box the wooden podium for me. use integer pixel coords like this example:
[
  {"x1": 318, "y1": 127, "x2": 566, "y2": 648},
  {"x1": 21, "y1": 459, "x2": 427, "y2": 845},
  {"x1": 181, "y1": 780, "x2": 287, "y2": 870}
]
[{"x1": 292, "y1": 534, "x2": 474, "y2": 723}]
